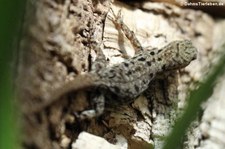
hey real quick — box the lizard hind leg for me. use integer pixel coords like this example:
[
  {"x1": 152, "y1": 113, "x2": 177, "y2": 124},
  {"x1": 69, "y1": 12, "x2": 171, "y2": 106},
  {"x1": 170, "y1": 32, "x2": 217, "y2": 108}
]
[
  {"x1": 78, "y1": 93, "x2": 105, "y2": 119},
  {"x1": 108, "y1": 8, "x2": 144, "y2": 53},
  {"x1": 91, "y1": 42, "x2": 108, "y2": 73}
]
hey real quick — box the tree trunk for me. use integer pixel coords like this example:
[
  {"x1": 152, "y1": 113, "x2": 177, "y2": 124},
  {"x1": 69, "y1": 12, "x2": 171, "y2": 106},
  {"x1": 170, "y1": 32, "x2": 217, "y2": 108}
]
[{"x1": 17, "y1": 0, "x2": 225, "y2": 149}]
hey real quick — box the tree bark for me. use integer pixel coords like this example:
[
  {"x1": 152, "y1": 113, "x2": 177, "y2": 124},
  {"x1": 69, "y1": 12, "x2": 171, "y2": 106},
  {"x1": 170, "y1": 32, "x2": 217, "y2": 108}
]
[{"x1": 17, "y1": 0, "x2": 225, "y2": 149}]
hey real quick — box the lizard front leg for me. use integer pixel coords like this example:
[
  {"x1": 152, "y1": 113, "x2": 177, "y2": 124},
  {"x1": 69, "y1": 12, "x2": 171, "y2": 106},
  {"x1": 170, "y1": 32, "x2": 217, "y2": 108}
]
[
  {"x1": 108, "y1": 8, "x2": 144, "y2": 53},
  {"x1": 78, "y1": 9, "x2": 146, "y2": 119}
]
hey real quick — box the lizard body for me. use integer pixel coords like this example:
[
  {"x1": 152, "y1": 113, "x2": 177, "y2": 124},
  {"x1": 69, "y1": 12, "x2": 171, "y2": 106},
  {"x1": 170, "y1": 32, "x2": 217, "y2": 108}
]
[
  {"x1": 41, "y1": 10, "x2": 197, "y2": 118},
  {"x1": 45, "y1": 40, "x2": 197, "y2": 108}
]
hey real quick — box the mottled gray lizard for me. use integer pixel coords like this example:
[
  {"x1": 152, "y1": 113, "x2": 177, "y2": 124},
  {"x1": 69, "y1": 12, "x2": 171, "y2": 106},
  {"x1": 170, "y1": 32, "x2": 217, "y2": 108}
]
[{"x1": 42, "y1": 10, "x2": 197, "y2": 119}]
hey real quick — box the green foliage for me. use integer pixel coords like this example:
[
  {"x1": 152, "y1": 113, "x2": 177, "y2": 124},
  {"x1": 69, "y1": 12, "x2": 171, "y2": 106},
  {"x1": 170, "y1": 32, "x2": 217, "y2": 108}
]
[
  {"x1": 0, "y1": 0, "x2": 26, "y2": 149},
  {"x1": 1, "y1": 1, "x2": 224, "y2": 149},
  {"x1": 163, "y1": 44, "x2": 225, "y2": 149}
]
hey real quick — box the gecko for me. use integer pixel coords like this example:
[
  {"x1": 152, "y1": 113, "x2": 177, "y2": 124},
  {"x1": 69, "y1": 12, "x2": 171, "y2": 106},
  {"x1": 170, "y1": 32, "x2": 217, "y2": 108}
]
[{"x1": 42, "y1": 9, "x2": 198, "y2": 119}]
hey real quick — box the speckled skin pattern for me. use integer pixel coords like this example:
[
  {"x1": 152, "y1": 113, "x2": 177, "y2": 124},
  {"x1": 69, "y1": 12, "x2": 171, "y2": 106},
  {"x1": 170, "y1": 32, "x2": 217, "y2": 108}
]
[
  {"x1": 44, "y1": 10, "x2": 197, "y2": 118},
  {"x1": 91, "y1": 40, "x2": 197, "y2": 106}
]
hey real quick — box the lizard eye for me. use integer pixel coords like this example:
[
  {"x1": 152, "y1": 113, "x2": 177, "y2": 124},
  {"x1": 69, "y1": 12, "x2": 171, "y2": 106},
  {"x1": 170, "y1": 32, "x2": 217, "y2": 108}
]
[{"x1": 178, "y1": 40, "x2": 197, "y2": 64}]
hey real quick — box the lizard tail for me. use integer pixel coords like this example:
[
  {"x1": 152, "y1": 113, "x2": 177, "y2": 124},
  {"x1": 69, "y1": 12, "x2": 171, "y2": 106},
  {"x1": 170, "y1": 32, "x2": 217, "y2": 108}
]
[{"x1": 36, "y1": 74, "x2": 97, "y2": 112}]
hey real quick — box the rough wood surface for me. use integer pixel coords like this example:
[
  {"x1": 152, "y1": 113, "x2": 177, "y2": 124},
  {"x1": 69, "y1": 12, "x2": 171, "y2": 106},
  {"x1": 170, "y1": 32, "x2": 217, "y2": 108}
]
[
  {"x1": 151, "y1": 0, "x2": 225, "y2": 17},
  {"x1": 17, "y1": 0, "x2": 225, "y2": 149},
  {"x1": 185, "y1": 20, "x2": 225, "y2": 149}
]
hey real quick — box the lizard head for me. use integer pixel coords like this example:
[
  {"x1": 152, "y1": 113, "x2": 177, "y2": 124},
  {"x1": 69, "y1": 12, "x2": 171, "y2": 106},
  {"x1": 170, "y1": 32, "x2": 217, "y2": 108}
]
[{"x1": 161, "y1": 40, "x2": 198, "y2": 70}]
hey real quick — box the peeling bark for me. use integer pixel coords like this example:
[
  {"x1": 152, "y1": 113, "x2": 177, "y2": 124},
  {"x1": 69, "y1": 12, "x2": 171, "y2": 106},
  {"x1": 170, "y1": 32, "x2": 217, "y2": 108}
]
[{"x1": 17, "y1": 0, "x2": 225, "y2": 149}]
